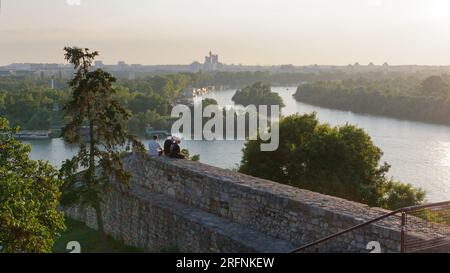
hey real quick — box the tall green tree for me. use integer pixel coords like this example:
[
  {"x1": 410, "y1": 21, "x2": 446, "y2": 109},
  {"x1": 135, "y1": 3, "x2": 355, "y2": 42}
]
[
  {"x1": 59, "y1": 47, "x2": 144, "y2": 239},
  {"x1": 0, "y1": 117, "x2": 65, "y2": 253},
  {"x1": 239, "y1": 113, "x2": 425, "y2": 210}
]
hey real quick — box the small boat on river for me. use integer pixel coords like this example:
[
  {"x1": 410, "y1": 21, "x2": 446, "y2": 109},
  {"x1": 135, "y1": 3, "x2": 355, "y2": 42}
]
[{"x1": 14, "y1": 130, "x2": 51, "y2": 140}]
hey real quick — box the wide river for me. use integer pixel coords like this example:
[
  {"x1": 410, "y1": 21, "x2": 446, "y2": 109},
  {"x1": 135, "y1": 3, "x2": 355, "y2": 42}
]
[{"x1": 26, "y1": 87, "x2": 450, "y2": 202}]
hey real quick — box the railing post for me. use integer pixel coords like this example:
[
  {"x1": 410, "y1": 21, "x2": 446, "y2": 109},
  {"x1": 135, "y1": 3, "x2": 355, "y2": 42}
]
[{"x1": 400, "y1": 212, "x2": 406, "y2": 253}]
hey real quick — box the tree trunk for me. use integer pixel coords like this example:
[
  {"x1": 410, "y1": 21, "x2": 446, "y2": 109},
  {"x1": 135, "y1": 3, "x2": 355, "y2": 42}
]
[
  {"x1": 94, "y1": 202, "x2": 110, "y2": 252},
  {"x1": 89, "y1": 119, "x2": 95, "y2": 168},
  {"x1": 94, "y1": 203, "x2": 106, "y2": 239},
  {"x1": 87, "y1": 108, "x2": 109, "y2": 249}
]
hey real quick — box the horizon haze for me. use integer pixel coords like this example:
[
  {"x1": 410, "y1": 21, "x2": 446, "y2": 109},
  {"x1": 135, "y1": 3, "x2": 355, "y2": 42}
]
[{"x1": 1, "y1": 0, "x2": 450, "y2": 66}]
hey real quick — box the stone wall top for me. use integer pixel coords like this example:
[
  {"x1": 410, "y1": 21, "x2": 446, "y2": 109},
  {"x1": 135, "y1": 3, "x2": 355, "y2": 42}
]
[{"x1": 128, "y1": 154, "x2": 397, "y2": 230}]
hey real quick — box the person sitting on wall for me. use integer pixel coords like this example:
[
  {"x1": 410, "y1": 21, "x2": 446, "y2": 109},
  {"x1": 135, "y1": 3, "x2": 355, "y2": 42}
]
[
  {"x1": 148, "y1": 135, "x2": 163, "y2": 157},
  {"x1": 170, "y1": 138, "x2": 185, "y2": 159},
  {"x1": 163, "y1": 136, "x2": 174, "y2": 156}
]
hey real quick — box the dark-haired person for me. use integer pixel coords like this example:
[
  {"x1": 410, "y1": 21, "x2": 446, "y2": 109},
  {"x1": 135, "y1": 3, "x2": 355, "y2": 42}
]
[
  {"x1": 170, "y1": 138, "x2": 185, "y2": 159},
  {"x1": 148, "y1": 135, "x2": 163, "y2": 157},
  {"x1": 163, "y1": 136, "x2": 174, "y2": 156}
]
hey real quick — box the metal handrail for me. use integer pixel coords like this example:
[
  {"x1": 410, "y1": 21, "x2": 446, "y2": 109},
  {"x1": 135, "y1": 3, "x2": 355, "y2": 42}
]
[{"x1": 289, "y1": 200, "x2": 450, "y2": 253}]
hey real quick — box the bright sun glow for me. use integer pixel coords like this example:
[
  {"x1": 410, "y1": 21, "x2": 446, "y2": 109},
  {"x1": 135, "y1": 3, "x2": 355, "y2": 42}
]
[{"x1": 425, "y1": 0, "x2": 450, "y2": 21}]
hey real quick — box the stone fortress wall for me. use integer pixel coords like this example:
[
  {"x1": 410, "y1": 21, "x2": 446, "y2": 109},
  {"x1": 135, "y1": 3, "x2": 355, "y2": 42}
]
[{"x1": 65, "y1": 154, "x2": 410, "y2": 253}]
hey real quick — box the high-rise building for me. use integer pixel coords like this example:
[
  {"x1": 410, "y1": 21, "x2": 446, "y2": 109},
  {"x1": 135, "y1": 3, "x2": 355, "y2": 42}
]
[{"x1": 204, "y1": 51, "x2": 219, "y2": 71}]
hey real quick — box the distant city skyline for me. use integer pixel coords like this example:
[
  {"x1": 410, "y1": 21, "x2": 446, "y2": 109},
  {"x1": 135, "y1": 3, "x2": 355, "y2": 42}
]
[{"x1": 1, "y1": 0, "x2": 450, "y2": 66}]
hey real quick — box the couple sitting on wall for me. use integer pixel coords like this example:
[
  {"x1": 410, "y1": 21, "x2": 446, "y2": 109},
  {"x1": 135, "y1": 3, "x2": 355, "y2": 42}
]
[{"x1": 148, "y1": 135, "x2": 185, "y2": 159}]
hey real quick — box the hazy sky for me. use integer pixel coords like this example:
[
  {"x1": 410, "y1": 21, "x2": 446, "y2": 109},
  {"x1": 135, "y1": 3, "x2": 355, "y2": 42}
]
[{"x1": 1, "y1": 0, "x2": 450, "y2": 65}]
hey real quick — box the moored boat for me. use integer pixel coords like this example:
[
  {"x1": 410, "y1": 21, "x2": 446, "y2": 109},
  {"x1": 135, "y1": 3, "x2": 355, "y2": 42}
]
[{"x1": 14, "y1": 130, "x2": 51, "y2": 140}]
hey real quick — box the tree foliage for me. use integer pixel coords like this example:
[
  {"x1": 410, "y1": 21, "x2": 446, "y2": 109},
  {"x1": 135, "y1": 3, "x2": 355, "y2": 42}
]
[
  {"x1": 421, "y1": 75, "x2": 450, "y2": 97},
  {"x1": 3, "y1": 71, "x2": 450, "y2": 132},
  {"x1": 232, "y1": 82, "x2": 285, "y2": 108},
  {"x1": 294, "y1": 77, "x2": 450, "y2": 125},
  {"x1": 0, "y1": 86, "x2": 67, "y2": 130},
  {"x1": 0, "y1": 117, "x2": 65, "y2": 253},
  {"x1": 239, "y1": 113, "x2": 425, "y2": 210},
  {"x1": 59, "y1": 47, "x2": 145, "y2": 238}
]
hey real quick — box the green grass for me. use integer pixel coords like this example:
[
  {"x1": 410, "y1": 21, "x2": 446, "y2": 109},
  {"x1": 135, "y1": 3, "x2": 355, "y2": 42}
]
[{"x1": 53, "y1": 217, "x2": 144, "y2": 253}]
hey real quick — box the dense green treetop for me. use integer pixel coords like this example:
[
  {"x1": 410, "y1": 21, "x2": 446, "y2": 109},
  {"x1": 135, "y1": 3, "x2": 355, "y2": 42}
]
[
  {"x1": 421, "y1": 75, "x2": 450, "y2": 97},
  {"x1": 232, "y1": 82, "x2": 285, "y2": 108},
  {"x1": 0, "y1": 117, "x2": 65, "y2": 253},
  {"x1": 239, "y1": 113, "x2": 425, "y2": 210}
]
